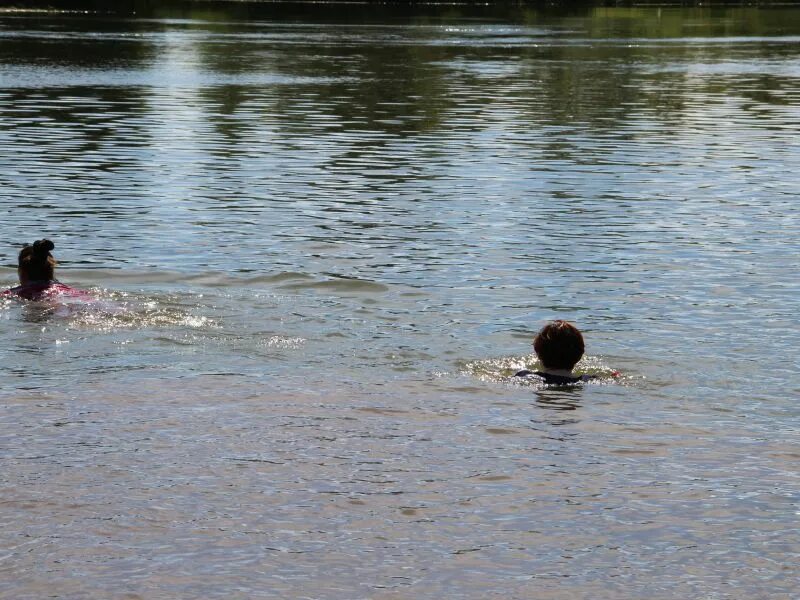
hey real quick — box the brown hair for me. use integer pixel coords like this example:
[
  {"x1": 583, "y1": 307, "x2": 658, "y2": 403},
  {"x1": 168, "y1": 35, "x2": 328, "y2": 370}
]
[
  {"x1": 19, "y1": 239, "x2": 56, "y2": 281},
  {"x1": 533, "y1": 320, "x2": 585, "y2": 370}
]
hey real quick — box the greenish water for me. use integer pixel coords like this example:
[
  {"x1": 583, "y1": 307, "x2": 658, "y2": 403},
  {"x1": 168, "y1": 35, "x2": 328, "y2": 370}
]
[{"x1": 1, "y1": 6, "x2": 798, "y2": 598}]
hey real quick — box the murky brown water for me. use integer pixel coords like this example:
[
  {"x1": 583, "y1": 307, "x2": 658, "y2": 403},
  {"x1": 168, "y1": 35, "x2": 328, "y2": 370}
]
[{"x1": 1, "y1": 5, "x2": 799, "y2": 598}]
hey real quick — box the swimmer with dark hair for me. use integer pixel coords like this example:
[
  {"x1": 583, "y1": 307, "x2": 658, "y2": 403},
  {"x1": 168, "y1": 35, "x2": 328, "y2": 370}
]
[
  {"x1": 515, "y1": 320, "x2": 597, "y2": 385},
  {"x1": 3, "y1": 239, "x2": 91, "y2": 301}
]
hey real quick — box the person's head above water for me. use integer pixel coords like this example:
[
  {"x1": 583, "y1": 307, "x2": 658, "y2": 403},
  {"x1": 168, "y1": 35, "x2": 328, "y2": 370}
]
[
  {"x1": 533, "y1": 320, "x2": 585, "y2": 372},
  {"x1": 18, "y1": 239, "x2": 56, "y2": 284}
]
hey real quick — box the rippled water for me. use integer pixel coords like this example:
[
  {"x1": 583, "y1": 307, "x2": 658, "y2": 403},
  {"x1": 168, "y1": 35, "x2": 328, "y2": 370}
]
[{"x1": 1, "y1": 6, "x2": 799, "y2": 598}]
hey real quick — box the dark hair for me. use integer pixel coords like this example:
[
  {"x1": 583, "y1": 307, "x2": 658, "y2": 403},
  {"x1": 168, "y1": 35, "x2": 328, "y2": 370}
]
[
  {"x1": 533, "y1": 320, "x2": 585, "y2": 370},
  {"x1": 18, "y1": 239, "x2": 56, "y2": 281}
]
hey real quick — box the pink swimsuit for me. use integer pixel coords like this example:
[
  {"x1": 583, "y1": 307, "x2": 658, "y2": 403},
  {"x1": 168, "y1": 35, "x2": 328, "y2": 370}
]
[{"x1": 2, "y1": 281, "x2": 93, "y2": 301}]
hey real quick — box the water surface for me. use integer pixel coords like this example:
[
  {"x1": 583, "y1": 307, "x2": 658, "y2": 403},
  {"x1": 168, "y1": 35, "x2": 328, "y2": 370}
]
[{"x1": 1, "y1": 6, "x2": 798, "y2": 598}]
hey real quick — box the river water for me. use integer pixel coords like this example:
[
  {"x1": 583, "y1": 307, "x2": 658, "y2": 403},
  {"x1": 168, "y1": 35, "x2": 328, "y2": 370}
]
[{"x1": 1, "y1": 5, "x2": 798, "y2": 598}]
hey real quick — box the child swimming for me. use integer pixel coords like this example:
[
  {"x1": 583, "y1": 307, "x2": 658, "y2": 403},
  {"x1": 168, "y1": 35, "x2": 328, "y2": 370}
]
[
  {"x1": 515, "y1": 320, "x2": 596, "y2": 385},
  {"x1": 3, "y1": 239, "x2": 92, "y2": 301}
]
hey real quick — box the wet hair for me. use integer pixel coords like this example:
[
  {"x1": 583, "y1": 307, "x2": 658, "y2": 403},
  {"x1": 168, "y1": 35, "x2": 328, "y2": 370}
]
[
  {"x1": 533, "y1": 320, "x2": 585, "y2": 370},
  {"x1": 18, "y1": 239, "x2": 56, "y2": 281}
]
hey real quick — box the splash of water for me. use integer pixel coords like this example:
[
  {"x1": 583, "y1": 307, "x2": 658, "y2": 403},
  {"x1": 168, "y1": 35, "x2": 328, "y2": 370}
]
[
  {"x1": 461, "y1": 353, "x2": 623, "y2": 385},
  {"x1": 64, "y1": 291, "x2": 218, "y2": 332}
]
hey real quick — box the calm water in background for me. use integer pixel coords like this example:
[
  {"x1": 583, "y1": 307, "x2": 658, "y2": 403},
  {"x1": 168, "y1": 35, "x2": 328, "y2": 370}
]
[{"x1": 1, "y1": 5, "x2": 799, "y2": 598}]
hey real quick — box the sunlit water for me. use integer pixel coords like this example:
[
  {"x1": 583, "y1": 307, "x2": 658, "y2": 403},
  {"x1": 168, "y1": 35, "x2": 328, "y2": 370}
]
[{"x1": 1, "y1": 6, "x2": 798, "y2": 598}]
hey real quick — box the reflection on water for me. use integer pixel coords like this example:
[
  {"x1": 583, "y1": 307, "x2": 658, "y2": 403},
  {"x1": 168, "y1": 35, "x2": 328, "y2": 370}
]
[
  {"x1": 1, "y1": 6, "x2": 799, "y2": 598},
  {"x1": 534, "y1": 387, "x2": 584, "y2": 411}
]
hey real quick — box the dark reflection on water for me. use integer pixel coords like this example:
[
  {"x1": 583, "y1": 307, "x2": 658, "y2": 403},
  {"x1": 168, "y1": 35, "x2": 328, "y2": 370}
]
[
  {"x1": 534, "y1": 388, "x2": 583, "y2": 411},
  {"x1": 1, "y1": 6, "x2": 799, "y2": 599}
]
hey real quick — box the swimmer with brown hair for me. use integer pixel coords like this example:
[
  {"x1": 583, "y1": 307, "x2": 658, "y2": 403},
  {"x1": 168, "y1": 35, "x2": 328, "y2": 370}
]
[
  {"x1": 514, "y1": 320, "x2": 603, "y2": 385},
  {"x1": 3, "y1": 239, "x2": 92, "y2": 301}
]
